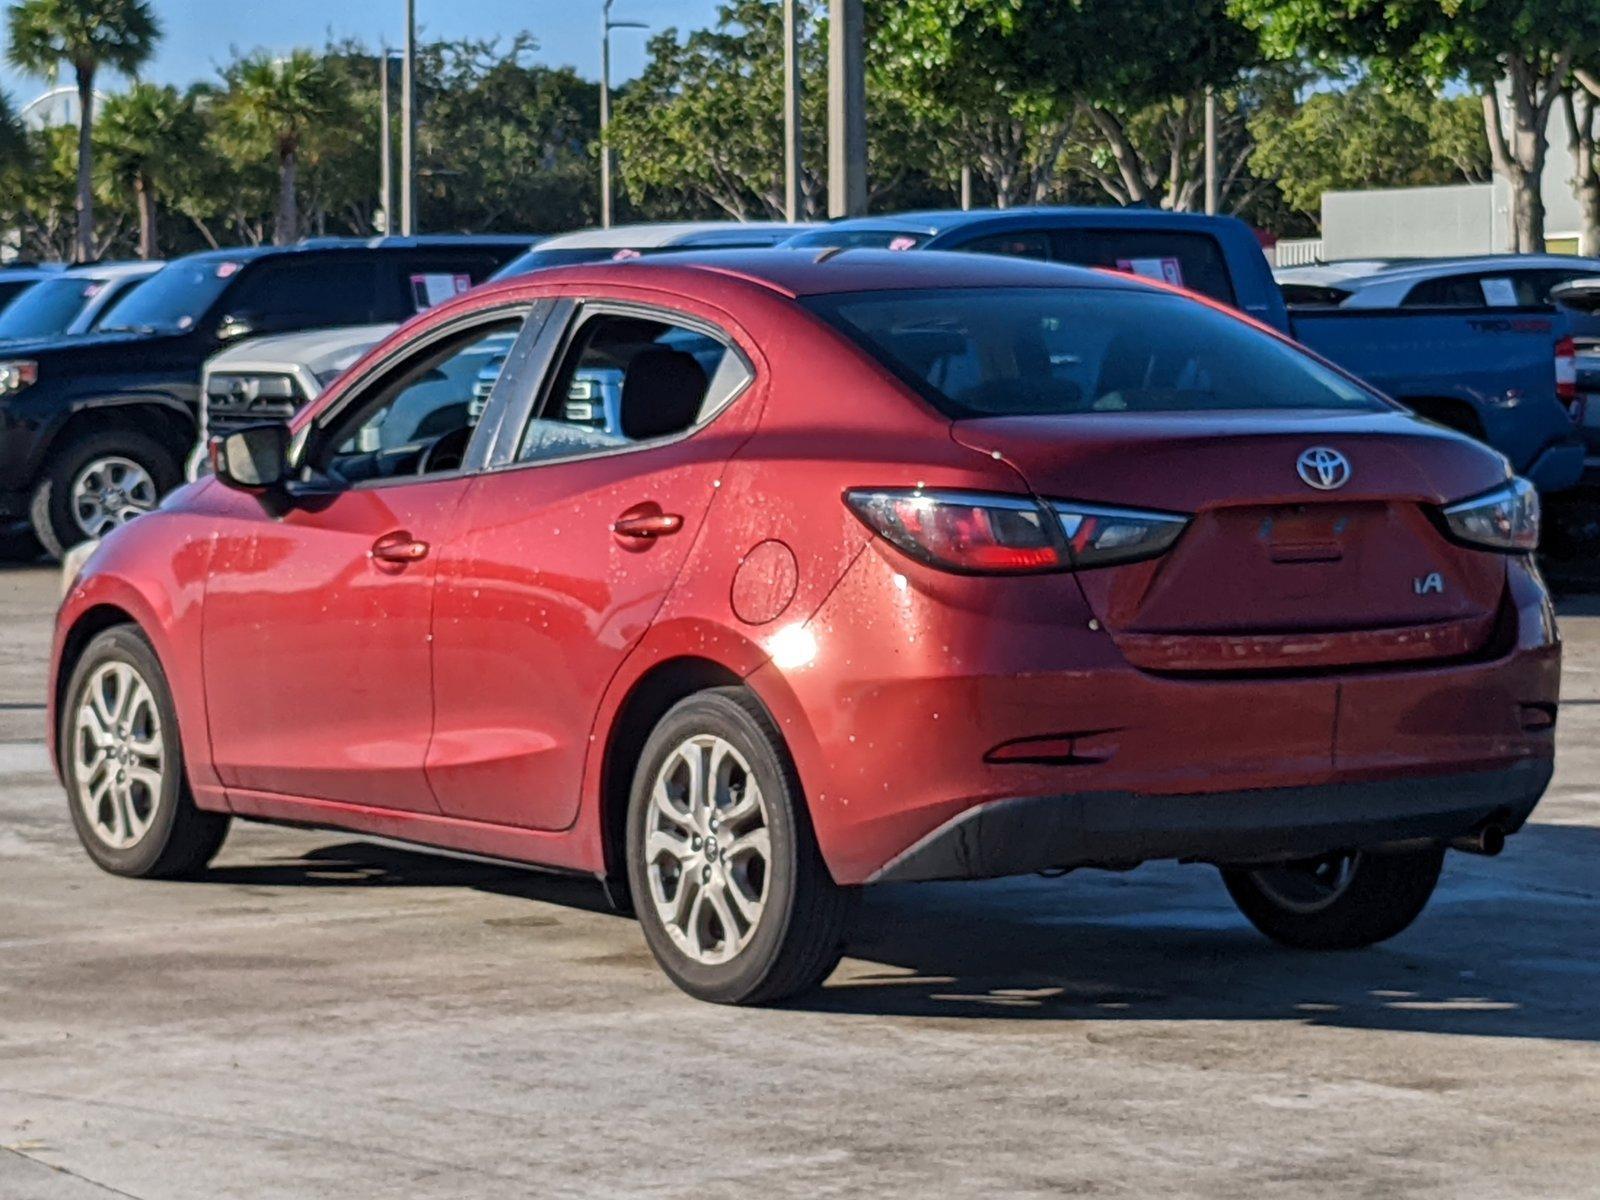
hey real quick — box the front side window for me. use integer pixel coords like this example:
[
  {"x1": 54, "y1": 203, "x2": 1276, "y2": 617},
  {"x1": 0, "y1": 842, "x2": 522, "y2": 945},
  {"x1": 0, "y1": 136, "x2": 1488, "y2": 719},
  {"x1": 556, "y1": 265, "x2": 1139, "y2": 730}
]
[
  {"x1": 224, "y1": 258, "x2": 383, "y2": 330},
  {"x1": 310, "y1": 318, "x2": 522, "y2": 485},
  {"x1": 807, "y1": 286, "x2": 1385, "y2": 419},
  {"x1": 515, "y1": 310, "x2": 751, "y2": 464}
]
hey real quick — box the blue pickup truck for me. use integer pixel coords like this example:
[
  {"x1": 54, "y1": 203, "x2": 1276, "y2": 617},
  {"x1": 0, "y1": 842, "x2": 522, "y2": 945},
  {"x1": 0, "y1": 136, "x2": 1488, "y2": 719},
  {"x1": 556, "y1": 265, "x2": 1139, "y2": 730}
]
[{"x1": 787, "y1": 210, "x2": 1584, "y2": 493}]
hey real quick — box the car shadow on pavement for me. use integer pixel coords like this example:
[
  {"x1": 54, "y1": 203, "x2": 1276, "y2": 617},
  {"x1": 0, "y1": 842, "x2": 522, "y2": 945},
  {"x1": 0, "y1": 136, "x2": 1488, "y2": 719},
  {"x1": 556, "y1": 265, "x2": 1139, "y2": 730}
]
[
  {"x1": 197, "y1": 841, "x2": 623, "y2": 916},
  {"x1": 802, "y1": 821, "x2": 1600, "y2": 1042}
]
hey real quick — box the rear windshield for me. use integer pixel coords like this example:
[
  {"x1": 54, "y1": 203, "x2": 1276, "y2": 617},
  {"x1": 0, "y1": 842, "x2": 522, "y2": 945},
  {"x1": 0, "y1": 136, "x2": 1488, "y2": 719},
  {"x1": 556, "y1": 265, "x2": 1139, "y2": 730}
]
[{"x1": 806, "y1": 287, "x2": 1385, "y2": 419}]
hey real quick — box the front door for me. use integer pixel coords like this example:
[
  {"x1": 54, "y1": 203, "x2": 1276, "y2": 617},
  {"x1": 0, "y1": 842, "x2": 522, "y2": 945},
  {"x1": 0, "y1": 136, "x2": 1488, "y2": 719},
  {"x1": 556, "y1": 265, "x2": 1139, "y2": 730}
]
[
  {"x1": 427, "y1": 300, "x2": 760, "y2": 830},
  {"x1": 202, "y1": 310, "x2": 529, "y2": 811}
]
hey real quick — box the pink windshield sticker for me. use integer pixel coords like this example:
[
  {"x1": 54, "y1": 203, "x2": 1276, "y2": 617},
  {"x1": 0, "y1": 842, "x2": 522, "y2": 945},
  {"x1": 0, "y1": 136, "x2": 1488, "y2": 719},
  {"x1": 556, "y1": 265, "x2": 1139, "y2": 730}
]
[
  {"x1": 216, "y1": 261, "x2": 242, "y2": 278},
  {"x1": 888, "y1": 236, "x2": 919, "y2": 251}
]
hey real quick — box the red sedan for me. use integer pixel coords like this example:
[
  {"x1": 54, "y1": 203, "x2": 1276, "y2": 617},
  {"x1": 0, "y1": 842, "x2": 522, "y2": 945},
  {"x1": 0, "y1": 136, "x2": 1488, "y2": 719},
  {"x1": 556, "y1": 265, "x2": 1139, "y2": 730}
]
[{"x1": 50, "y1": 250, "x2": 1558, "y2": 1004}]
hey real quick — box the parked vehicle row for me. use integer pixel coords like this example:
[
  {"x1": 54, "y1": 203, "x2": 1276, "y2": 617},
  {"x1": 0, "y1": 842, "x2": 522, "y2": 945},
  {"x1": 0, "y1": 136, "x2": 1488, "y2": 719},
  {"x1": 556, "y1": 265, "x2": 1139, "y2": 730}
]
[
  {"x1": 5, "y1": 213, "x2": 1593, "y2": 566},
  {"x1": 0, "y1": 236, "x2": 533, "y2": 556},
  {"x1": 53, "y1": 248, "x2": 1559, "y2": 1004}
]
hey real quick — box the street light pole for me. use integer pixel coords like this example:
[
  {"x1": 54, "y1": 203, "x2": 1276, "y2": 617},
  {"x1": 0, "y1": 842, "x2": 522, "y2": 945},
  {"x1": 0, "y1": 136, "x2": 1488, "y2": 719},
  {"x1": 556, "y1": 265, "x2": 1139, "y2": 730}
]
[
  {"x1": 600, "y1": 0, "x2": 647, "y2": 229},
  {"x1": 783, "y1": 0, "x2": 801, "y2": 222},
  {"x1": 1204, "y1": 86, "x2": 1218, "y2": 217},
  {"x1": 379, "y1": 49, "x2": 393, "y2": 233},
  {"x1": 827, "y1": 0, "x2": 866, "y2": 218},
  {"x1": 401, "y1": 0, "x2": 416, "y2": 236}
]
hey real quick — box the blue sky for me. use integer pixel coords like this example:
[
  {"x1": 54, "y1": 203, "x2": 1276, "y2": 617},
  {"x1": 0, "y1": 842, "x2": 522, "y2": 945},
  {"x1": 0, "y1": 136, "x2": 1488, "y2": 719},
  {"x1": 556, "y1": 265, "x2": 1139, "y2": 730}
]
[{"x1": 1, "y1": 0, "x2": 722, "y2": 99}]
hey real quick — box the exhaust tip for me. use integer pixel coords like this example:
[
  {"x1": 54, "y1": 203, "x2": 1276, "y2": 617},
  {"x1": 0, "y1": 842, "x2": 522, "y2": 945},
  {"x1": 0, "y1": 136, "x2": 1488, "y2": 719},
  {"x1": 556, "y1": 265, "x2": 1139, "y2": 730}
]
[{"x1": 1450, "y1": 824, "x2": 1506, "y2": 857}]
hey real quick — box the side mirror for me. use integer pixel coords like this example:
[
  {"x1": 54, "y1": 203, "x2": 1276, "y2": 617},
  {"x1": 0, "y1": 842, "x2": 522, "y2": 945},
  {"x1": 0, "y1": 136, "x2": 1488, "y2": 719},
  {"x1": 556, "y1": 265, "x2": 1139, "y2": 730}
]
[
  {"x1": 209, "y1": 422, "x2": 290, "y2": 494},
  {"x1": 215, "y1": 312, "x2": 258, "y2": 342}
]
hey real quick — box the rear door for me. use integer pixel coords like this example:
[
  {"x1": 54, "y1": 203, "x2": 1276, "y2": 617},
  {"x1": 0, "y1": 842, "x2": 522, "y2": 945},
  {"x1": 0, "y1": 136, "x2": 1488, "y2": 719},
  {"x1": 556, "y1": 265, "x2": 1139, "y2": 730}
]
[{"x1": 427, "y1": 297, "x2": 762, "y2": 830}]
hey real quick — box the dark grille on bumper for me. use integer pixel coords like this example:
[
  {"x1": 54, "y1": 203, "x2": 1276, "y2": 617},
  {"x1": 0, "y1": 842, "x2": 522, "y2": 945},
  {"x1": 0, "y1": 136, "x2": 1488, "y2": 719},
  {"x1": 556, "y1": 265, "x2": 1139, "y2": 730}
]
[{"x1": 204, "y1": 372, "x2": 305, "y2": 437}]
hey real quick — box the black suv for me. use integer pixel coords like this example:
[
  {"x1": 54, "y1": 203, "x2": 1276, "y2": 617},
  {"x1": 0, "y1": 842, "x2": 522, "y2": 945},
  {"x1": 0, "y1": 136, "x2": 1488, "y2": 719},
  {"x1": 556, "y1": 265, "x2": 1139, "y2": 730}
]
[{"x1": 0, "y1": 237, "x2": 530, "y2": 556}]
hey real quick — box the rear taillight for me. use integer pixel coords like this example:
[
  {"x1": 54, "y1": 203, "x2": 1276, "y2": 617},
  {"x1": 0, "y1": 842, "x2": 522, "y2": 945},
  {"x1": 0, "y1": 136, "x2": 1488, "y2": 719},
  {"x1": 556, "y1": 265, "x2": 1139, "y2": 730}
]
[
  {"x1": 844, "y1": 489, "x2": 1189, "y2": 574},
  {"x1": 1048, "y1": 501, "x2": 1190, "y2": 567},
  {"x1": 1443, "y1": 477, "x2": 1540, "y2": 552},
  {"x1": 1556, "y1": 336, "x2": 1578, "y2": 411}
]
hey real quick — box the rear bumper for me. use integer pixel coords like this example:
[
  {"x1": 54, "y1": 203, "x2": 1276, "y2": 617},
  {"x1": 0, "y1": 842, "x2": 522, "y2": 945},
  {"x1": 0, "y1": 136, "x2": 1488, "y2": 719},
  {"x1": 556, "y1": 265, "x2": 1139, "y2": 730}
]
[
  {"x1": 872, "y1": 759, "x2": 1551, "y2": 882},
  {"x1": 752, "y1": 545, "x2": 1560, "y2": 887}
]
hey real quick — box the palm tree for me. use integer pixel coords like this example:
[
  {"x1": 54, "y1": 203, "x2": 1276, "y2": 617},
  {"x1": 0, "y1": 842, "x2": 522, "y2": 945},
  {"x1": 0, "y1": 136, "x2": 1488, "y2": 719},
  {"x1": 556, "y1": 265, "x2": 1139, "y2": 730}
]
[
  {"x1": 220, "y1": 51, "x2": 351, "y2": 245},
  {"x1": 6, "y1": 0, "x2": 160, "y2": 263},
  {"x1": 96, "y1": 82, "x2": 200, "y2": 258}
]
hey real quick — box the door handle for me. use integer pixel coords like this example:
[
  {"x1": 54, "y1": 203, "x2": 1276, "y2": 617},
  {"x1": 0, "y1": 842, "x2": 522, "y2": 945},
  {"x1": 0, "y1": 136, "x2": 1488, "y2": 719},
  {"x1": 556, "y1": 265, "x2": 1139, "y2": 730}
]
[
  {"x1": 370, "y1": 530, "x2": 430, "y2": 564},
  {"x1": 612, "y1": 509, "x2": 684, "y2": 540}
]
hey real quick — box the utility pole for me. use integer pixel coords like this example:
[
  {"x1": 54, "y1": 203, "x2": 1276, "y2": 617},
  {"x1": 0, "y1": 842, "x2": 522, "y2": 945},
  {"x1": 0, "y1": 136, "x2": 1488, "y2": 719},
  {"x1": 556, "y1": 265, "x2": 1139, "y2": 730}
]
[
  {"x1": 379, "y1": 49, "x2": 393, "y2": 234},
  {"x1": 783, "y1": 0, "x2": 802, "y2": 222},
  {"x1": 600, "y1": 0, "x2": 647, "y2": 228},
  {"x1": 1204, "y1": 86, "x2": 1218, "y2": 217},
  {"x1": 827, "y1": 0, "x2": 866, "y2": 218},
  {"x1": 960, "y1": 164, "x2": 972, "y2": 211},
  {"x1": 401, "y1": 0, "x2": 416, "y2": 236}
]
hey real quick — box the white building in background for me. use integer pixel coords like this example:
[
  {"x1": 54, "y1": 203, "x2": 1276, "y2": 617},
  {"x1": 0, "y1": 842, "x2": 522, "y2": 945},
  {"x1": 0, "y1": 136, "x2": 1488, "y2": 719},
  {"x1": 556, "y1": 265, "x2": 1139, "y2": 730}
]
[
  {"x1": 17, "y1": 85, "x2": 102, "y2": 131},
  {"x1": 1279, "y1": 86, "x2": 1590, "y2": 265}
]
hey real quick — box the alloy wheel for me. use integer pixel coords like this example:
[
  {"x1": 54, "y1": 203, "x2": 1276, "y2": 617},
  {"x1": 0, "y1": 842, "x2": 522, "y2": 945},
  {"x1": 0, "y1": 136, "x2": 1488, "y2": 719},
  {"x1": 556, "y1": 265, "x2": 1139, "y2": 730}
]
[
  {"x1": 1248, "y1": 852, "x2": 1360, "y2": 914},
  {"x1": 643, "y1": 734, "x2": 772, "y2": 965},
  {"x1": 70, "y1": 456, "x2": 159, "y2": 539},
  {"x1": 72, "y1": 661, "x2": 165, "y2": 851}
]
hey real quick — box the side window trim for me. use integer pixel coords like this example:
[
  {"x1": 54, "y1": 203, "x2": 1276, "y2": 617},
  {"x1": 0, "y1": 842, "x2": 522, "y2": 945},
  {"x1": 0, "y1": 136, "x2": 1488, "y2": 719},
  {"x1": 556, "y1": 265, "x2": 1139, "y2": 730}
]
[
  {"x1": 483, "y1": 297, "x2": 755, "y2": 474},
  {"x1": 481, "y1": 297, "x2": 578, "y2": 468}
]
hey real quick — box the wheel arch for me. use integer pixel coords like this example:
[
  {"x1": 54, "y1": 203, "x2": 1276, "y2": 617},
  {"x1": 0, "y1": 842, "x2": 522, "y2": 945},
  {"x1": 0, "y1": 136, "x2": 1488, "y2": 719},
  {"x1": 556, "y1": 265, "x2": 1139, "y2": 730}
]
[
  {"x1": 28, "y1": 396, "x2": 195, "y2": 488},
  {"x1": 1400, "y1": 395, "x2": 1488, "y2": 441},
  {"x1": 50, "y1": 602, "x2": 144, "y2": 782},
  {"x1": 596, "y1": 655, "x2": 748, "y2": 900}
]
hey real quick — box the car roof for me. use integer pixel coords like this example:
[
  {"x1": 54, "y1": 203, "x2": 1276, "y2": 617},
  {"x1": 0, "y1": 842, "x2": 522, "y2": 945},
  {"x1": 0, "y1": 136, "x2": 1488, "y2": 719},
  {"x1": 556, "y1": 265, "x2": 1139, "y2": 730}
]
[
  {"x1": 174, "y1": 238, "x2": 534, "y2": 268},
  {"x1": 208, "y1": 322, "x2": 399, "y2": 371},
  {"x1": 62, "y1": 260, "x2": 165, "y2": 280},
  {"x1": 1312, "y1": 254, "x2": 1600, "y2": 291},
  {"x1": 493, "y1": 247, "x2": 1150, "y2": 300},
  {"x1": 536, "y1": 222, "x2": 814, "y2": 250},
  {"x1": 800, "y1": 206, "x2": 1250, "y2": 239}
]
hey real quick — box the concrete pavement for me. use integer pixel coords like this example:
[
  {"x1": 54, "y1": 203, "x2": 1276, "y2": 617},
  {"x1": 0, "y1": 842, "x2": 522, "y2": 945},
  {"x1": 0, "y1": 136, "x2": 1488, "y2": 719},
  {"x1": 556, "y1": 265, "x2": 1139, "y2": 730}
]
[{"x1": 1, "y1": 563, "x2": 1597, "y2": 1199}]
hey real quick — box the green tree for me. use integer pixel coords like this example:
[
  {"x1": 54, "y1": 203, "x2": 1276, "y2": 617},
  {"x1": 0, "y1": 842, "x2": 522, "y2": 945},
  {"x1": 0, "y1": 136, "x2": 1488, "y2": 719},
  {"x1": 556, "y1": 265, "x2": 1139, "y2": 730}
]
[
  {"x1": 878, "y1": 0, "x2": 1264, "y2": 211},
  {"x1": 1231, "y1": 0, "x2": 1600, "y2": 251},
  {"x1": 1249, "y1": 79, "x2": 1490, "y2": 222},
  {"x1": 218, "y1": 50, "x2": 353, "y2": 245},
  {"x1": 95, "y1": 82, "x2": 204, "y2": 258},
  {"x1": 5, "y1": 0, "x2": 160, "y2": 262}
]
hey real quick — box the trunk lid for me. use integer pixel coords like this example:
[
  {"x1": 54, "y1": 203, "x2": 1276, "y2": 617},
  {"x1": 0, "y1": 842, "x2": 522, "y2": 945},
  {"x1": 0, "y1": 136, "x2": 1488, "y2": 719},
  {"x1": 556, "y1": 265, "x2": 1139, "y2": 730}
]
[{"x1": 954, "y1": 409, "x2": 1512, "y2": 673}]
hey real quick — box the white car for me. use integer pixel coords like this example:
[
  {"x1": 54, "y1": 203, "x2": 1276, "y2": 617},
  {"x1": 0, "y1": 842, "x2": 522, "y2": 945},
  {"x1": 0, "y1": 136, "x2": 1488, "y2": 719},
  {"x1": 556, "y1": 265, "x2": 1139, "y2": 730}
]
[
  {"x1": 188, "y1": 324, "x2": 394, "y2": 478},
  {"x1": 1276, "y1": 254, "x2": 1600, "y2": 309},
  {"x1": 0, "y1": 261, "x2": 163, "y2": 343}
]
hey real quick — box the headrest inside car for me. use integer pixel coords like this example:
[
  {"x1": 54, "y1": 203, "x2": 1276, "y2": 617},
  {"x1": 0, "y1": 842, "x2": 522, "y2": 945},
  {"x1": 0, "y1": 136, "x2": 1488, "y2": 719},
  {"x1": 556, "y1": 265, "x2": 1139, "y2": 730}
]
[{"x1": 621, "y1": 347, "x2": 709, "y2": 440}]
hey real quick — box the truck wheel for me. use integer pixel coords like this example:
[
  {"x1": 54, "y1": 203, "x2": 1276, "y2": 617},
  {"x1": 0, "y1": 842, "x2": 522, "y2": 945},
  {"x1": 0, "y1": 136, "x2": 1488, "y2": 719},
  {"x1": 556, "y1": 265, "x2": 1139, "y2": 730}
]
[
  {"x1": 1222, "y1": 847, "x2": 1445, "y2": 950},
  {"x1": 626, "y1": 688, "x2": 855, "y2": 1005},
  {"x1": 30, "y1": 428, "x2": 181, "y2": 559},
  {"x1": 61, "y1": 625, "x2": 230, "y2": 878}
]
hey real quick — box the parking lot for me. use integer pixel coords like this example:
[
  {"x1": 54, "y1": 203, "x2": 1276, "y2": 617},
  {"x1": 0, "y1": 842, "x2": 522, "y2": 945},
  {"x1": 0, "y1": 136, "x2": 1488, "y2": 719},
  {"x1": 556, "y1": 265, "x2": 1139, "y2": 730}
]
[{"x1": 0, "y1": 559, "x2": 1597, "y2": 1199}]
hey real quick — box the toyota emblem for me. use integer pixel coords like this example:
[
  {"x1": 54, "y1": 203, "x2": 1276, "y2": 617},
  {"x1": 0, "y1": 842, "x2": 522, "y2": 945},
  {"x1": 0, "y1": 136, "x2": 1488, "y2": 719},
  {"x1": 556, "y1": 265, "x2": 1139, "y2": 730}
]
[{"x1": 1296, "y1": 447, "x2": 1351, "y2": 491}]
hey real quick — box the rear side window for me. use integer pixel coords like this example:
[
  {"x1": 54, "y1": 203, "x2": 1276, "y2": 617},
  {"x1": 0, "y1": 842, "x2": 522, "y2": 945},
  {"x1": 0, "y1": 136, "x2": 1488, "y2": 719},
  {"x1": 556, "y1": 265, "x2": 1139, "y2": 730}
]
[
  {"x1": 1049, "y1": 229, "x2": 1238, "y2": 305},
  {"x1": 806, "y1": 286, "x2": 1383, "y2": 419},
  {"x1": 783, "y1": 228, "x2": 932, "y2": 251},
  {"x1": 377, "y1": 254, "x2": 503, "y2": 320},
  {"x1": 1399, "y1": 272, "x2": 1560, "y2": 308},
  {"x1": 516, "y1": 310, "x2": 751, "y2": 463}
]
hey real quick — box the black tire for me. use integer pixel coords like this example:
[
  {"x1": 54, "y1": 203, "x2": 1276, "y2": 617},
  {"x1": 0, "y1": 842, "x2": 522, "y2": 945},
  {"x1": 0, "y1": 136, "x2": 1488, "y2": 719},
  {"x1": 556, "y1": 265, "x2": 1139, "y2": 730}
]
[
  {"x1": 1222, "y1": 847, "x2": 1445, "y2": 951},
  {"x1": 625, "y1": 687, "x2": 855, "y2": 1005},
  {"x1": 30, "y1": 427, "x2": 182, "y2": 560},
  {"x1": 60, "y1": 625, "x2": 230, "y2": 879}
]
